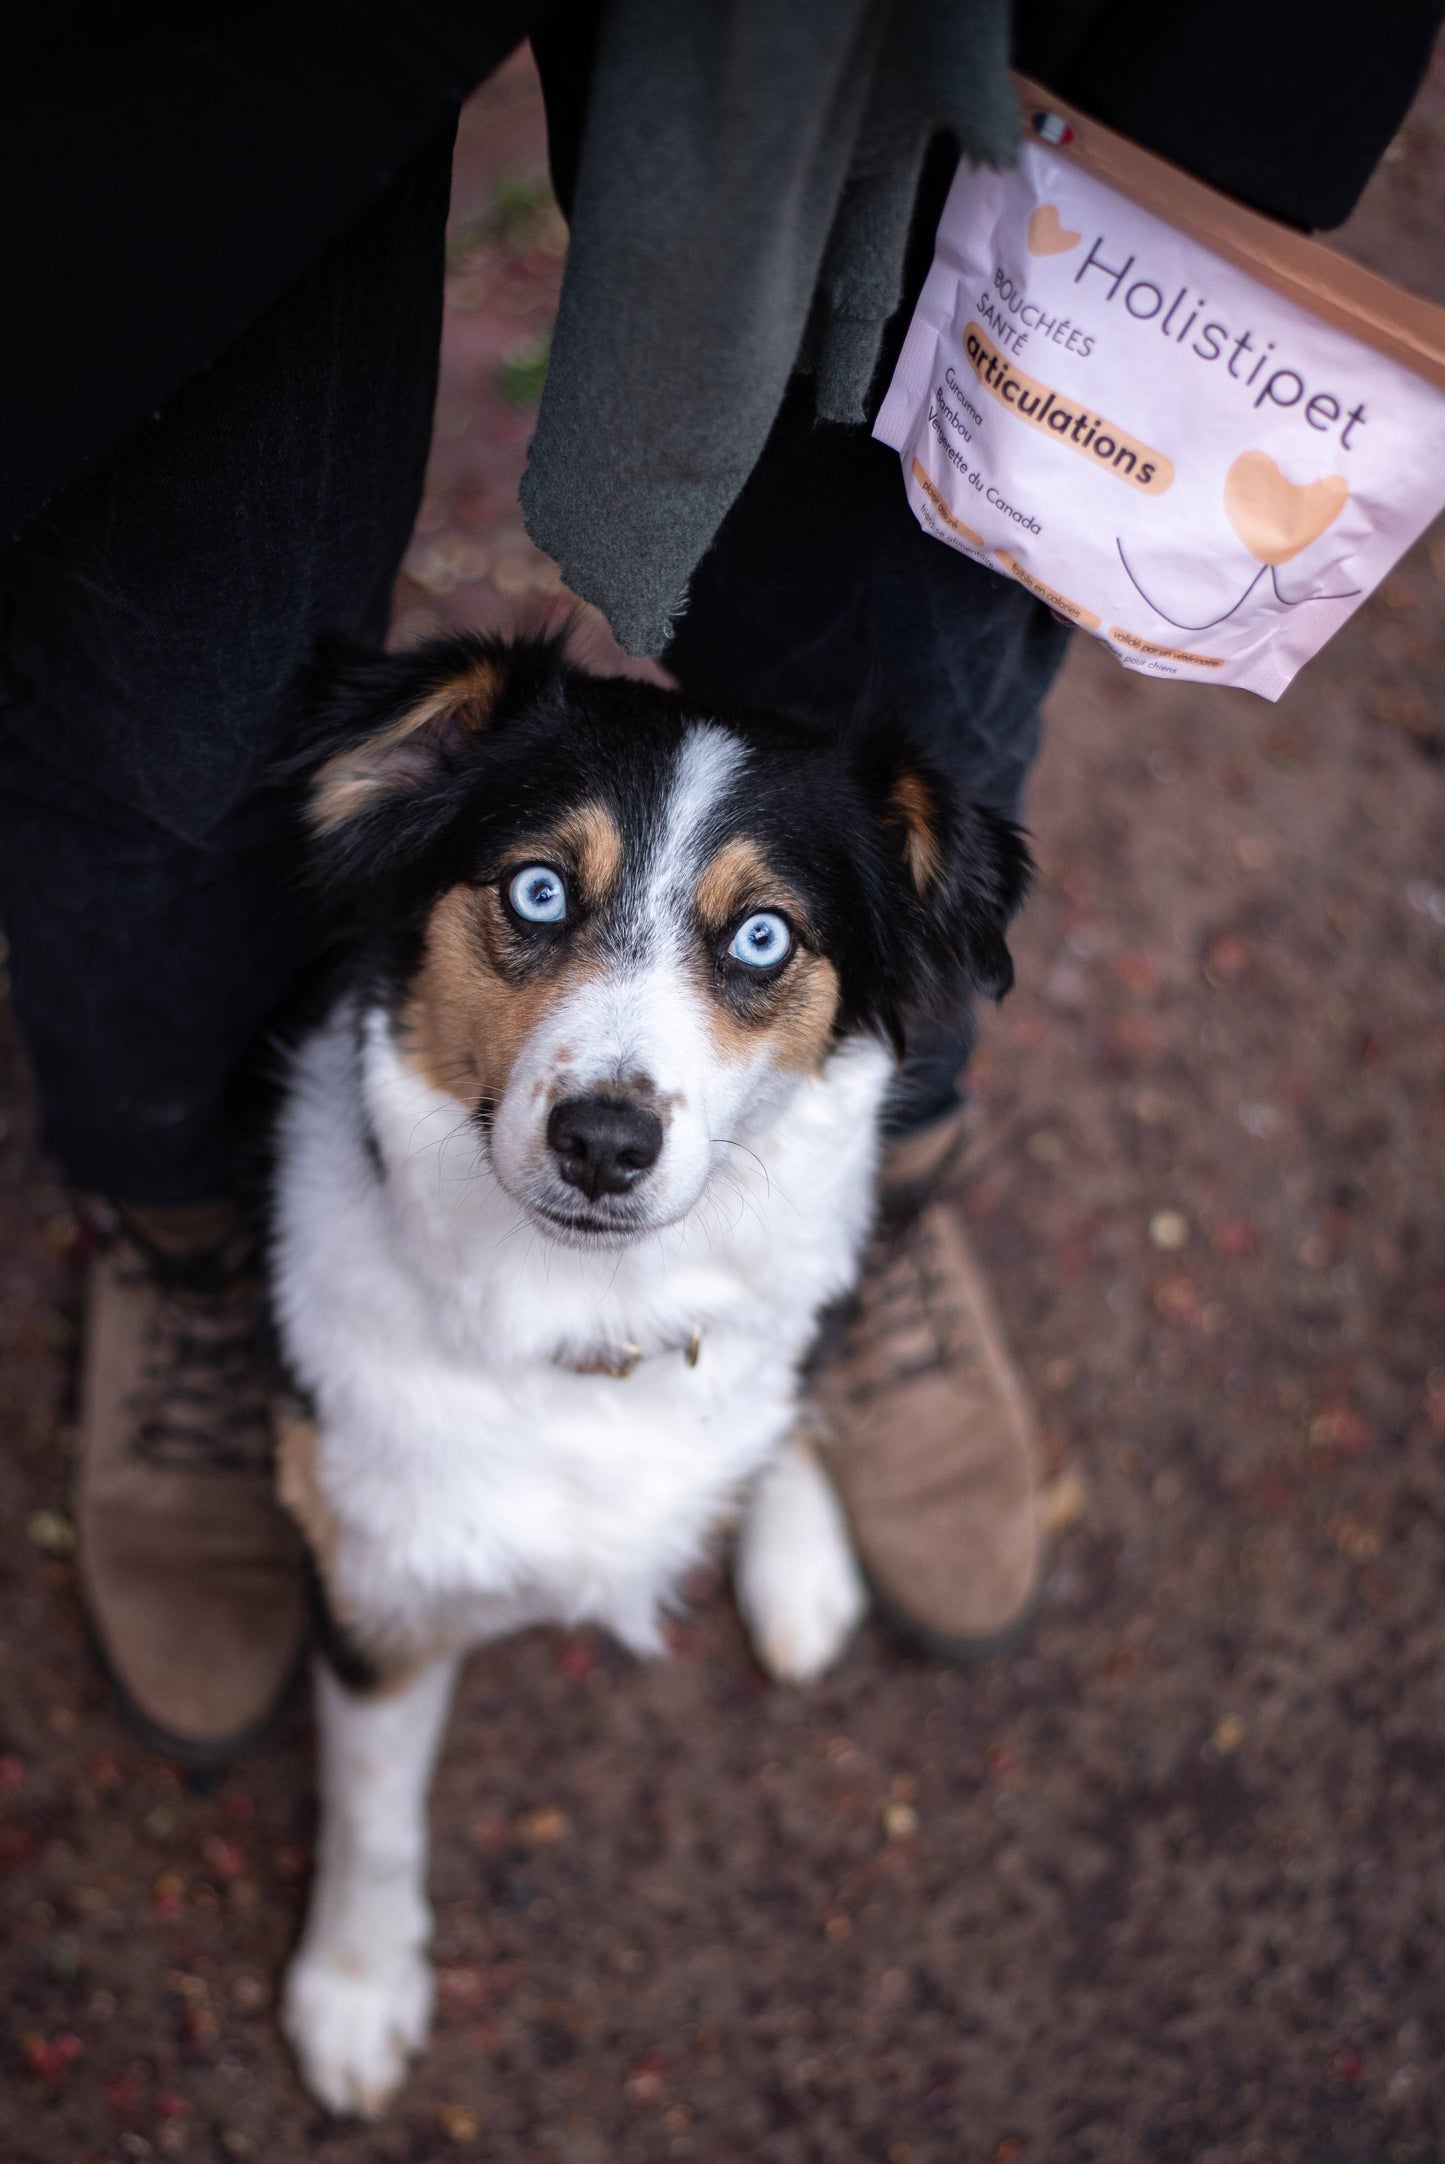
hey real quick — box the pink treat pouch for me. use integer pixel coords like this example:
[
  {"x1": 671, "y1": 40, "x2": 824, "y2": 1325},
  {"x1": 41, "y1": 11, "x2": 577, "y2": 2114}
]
[{"x1": 873, "y1": 78, "x2": 1445, "y2": 700}]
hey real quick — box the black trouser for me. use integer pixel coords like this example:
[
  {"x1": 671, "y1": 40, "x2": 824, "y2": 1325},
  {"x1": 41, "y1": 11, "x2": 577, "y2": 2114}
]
[
  {"x1": 0, "y1": 141, "x2": 1062, "y2": 1202},
  {"x1": 665, "y1": 375, "x2": 1068, "y2": 1131},
  {"x1": 0, "y1": 136, "x2": 457, "y2": 1204}
]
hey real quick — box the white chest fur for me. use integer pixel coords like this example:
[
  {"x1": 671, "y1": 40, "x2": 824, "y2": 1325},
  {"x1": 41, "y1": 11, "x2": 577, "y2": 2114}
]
[{"x1": 273, "y1": 1004, "x2": 888, "y2": 1665}]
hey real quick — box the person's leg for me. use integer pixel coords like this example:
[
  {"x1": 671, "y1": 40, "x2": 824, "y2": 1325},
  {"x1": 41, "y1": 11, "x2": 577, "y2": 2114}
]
[
  {"x1": 0, "y1": 126, "x2": 458, "y2": 1758},
  {"x1": 663, "y1": 356, "x2": 1067, "y2": 1663},
  {"x1": 0, "y1": 127, "x2": 457, "y2": 1204},
  {"x1": 665, "y1": 370, "x2": 1068, "y2": 1135}
]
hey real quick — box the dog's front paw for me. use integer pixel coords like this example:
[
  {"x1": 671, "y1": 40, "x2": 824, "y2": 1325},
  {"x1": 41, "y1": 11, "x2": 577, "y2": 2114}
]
[
  {"x1": 283, "y1": 1942, "x2": 433, "y2": 2117},
  {"x1": 736, "y1": 1430, "x2": 867, "y2": 1683}
]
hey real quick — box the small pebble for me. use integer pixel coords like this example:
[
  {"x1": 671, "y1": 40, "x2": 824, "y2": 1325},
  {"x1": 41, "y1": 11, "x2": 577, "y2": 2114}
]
[
  {"x1": 27, "y1": 1509, "x2": 76, "y2": 1556},
  {"x1": 1041, "y1": 1468, "x2": 1087, "y2": 1535},
  {"x1": 517, "y1": 1806, "x2": 568, "y2": 1844},
  {"x1": 438, "y1": 2105, "x2": 483, "y2": 2144},
  {"x1": 1149, "y1": 1209, "x2": 1190, "y2": 1251},
  {"x1": 882, "y1": 1800, "x2": 918, "y2": 1840}
]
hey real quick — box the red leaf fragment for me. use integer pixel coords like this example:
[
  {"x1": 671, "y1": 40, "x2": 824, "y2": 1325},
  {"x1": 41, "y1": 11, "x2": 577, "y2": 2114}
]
[
  {"x1": 103, "y1": 2069, "x2": 144, "y2": 2125},
  {"x1": 1309, "y1": 1403, "x2": 1373, "y2": 1455},
  {"x1": 1111, "y1": 951, "x2": 1158, "y2": 996},
  {"x1": 201, "y1": 1834, "x2": 247, "y2": 1882},
  {"x1": 152, "y1": 1873, "x2": 185, "y2": 1919},
  {"x1": 555, "y1": 1635, "x2": 596, "y2": 1679},
  {"x1": 182, "y1": 2000, "x2": 219, "y2": 2048},
  {"x1": 1155, "y1": 1273, "x2": 1205, "y2": 1329},
  {"x1": 1203, "y1": 933, "x2": 1250, "y2": 986},
  {"x1": 88, "y1": 1750, "x2": 123, "y2": 1791},
  {"x1": 23, "y1": 2030, "x2": 85, "y2": 2080},
  {"x1": 436, "y1": 1964, "x2": 498, "y2": 2016},
  {"x1": 0, "y1": 1825, "x2": 36, "y2": 1874},
  {"x1": 625, "y1": 2053, "x2": 667, "y2": 2105}
]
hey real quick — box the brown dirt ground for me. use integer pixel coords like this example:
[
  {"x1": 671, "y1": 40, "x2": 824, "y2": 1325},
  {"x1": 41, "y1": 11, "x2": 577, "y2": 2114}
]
[{"x1": 3, "y1": 48, "x2": 1445, "y2": 2164}]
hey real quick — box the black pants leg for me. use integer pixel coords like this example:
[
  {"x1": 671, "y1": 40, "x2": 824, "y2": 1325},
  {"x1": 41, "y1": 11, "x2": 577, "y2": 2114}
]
[
  {"x1": 665, "y1": 373, "x2": 1070, "y2": 1134},
  {"x1": 0, "y1": 128, "x2": 457, "y2": 1205}
]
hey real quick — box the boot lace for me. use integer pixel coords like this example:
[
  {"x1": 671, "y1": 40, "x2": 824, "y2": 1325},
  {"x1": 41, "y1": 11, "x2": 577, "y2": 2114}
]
[
  {"x1": 833, "y1": 1201, "x2": 978, "y2": 1405},
  {"x1": 117, "y1": 1240, "x2": 277, "y2": 1476}
]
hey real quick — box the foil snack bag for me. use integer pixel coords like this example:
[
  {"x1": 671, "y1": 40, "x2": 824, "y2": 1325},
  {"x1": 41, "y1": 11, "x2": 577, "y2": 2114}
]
[{"x1": 874, "y1": 79, "x2": 1445, "y2": 700}]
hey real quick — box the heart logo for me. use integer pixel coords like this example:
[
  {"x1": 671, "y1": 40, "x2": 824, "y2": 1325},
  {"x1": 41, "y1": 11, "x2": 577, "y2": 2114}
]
[
  {"x1": 1027, "y1": 204, "x2": 1081, "y2": 256},
  {"x1": 1224, "y1": 451, "x2": 1348, "y2": 565}
]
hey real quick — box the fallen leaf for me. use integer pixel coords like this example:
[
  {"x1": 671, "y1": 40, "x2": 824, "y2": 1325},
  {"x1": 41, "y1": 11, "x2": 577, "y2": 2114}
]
[
  {"x1": 625, "y1": 2053, "x2": 667, "y2": 2105},
  {"x1": 23, "y1": 2031, "x2": 85, "y2": 2080}
]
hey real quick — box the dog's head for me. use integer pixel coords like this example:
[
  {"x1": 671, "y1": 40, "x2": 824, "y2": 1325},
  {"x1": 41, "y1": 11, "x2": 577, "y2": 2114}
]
[{"x1": 301, "y1": 634, "x2": 1029, "y2": 1247}]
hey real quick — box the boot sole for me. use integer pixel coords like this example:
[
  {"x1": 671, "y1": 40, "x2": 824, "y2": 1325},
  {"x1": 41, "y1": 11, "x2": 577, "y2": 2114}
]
[
  {"x1": 85, "y1": 1615, "x2": 308, "y2": 1771},
  {"x1": 867, "y1": 1556, "x2": 1047, "y2": 1667}
]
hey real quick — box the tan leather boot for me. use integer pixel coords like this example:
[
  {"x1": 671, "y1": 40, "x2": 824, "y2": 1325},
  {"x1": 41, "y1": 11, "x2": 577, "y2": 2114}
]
[
  {"x1": 812, "y1": 1113, "x2": 1043, "y2": 1660},
  {"x1": 76, "y1": 1200, "x2": 308, "y2": 1763}
]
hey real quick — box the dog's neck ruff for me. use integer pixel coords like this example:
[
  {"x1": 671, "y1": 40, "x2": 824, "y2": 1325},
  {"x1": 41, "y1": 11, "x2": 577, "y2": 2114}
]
[{"x1": 552, "y1": 1328, "x2": 703, "y2": 1381}]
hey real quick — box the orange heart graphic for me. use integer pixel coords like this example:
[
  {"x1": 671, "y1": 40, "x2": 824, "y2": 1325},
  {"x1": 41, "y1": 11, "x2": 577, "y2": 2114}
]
[
  {"x1": 1224, "y1": 451, "x2": 1348, "y2": 566},
  {"x1": 1027, "y1": 203, "x2": 1081, "y2": 256}
]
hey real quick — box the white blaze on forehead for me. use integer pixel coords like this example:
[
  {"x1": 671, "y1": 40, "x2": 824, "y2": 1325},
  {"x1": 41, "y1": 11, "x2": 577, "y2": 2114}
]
[
  {"x1": 636, "y1": 724, "x2": 747, "y2": 947},
  {"x1": 484, "y1": 719, "x2": 783, "y2": 1235}
]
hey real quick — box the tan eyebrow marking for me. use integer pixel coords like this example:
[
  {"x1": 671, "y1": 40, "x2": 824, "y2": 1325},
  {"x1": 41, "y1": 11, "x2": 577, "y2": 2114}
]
[
  {"x1": 550, "y1": 801, "x2": 624, "y2": 904},
  {"x1": 689, "y1": 832, "x2": 839, "y2": 1073},
  {"x1": 695, "y1": 836, "x2": 772, "y2": 930},
  {"x1": 694, "y1": 835, "x2": 811, "y2": 937}
]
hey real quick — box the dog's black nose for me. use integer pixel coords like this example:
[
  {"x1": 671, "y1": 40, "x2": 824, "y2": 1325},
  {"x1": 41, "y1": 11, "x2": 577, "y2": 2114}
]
[{"x1": 547, "y1": 1096, "x2": 663, "y2": 1200}]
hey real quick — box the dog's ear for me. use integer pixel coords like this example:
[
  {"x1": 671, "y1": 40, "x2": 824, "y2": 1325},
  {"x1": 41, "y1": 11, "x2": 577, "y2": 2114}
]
[
  {"x1": 866, "y1": 749, "x2": 1032, "y2": 1039},
  {"x1": 300, "y1": 634, "x2": 562, "y2": 837}
]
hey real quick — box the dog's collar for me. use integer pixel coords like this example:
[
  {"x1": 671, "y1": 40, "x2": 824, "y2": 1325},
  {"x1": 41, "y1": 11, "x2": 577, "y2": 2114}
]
[{"x1": 553, "y1": 1329, "x2": 703, "y2": 1381}]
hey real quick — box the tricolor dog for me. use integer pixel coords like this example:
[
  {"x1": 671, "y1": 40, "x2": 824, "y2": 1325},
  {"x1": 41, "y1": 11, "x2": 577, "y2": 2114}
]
[{"x1": 272, "y1": 635, "x2": 1028, "y2": 2113}]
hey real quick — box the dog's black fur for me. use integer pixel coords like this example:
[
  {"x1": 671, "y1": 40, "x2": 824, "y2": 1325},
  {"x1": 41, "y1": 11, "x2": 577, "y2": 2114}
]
[{"x1": 296, "y1": 633, "x2": 1032, "y2": 1055}]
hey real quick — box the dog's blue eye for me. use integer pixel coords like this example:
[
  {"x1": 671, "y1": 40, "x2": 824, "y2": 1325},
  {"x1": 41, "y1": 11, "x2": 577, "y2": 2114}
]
[
  {"x1": 729, "y1": 911, "x2": 791, "y2": 968},
  {"x1": 509, "y1": 865, "x2": 567, "y2": 924}
]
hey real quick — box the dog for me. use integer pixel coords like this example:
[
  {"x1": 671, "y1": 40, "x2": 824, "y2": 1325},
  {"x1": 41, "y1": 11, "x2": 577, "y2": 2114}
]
[{"x1": 270, "y1": 633, "x2": 1029, "y2": 2114}]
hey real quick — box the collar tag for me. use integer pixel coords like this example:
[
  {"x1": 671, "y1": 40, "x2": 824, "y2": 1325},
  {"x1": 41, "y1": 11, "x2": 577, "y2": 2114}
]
[{"x1": 554, "y1": 1330, "x2": 703, "y2": 1380}]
